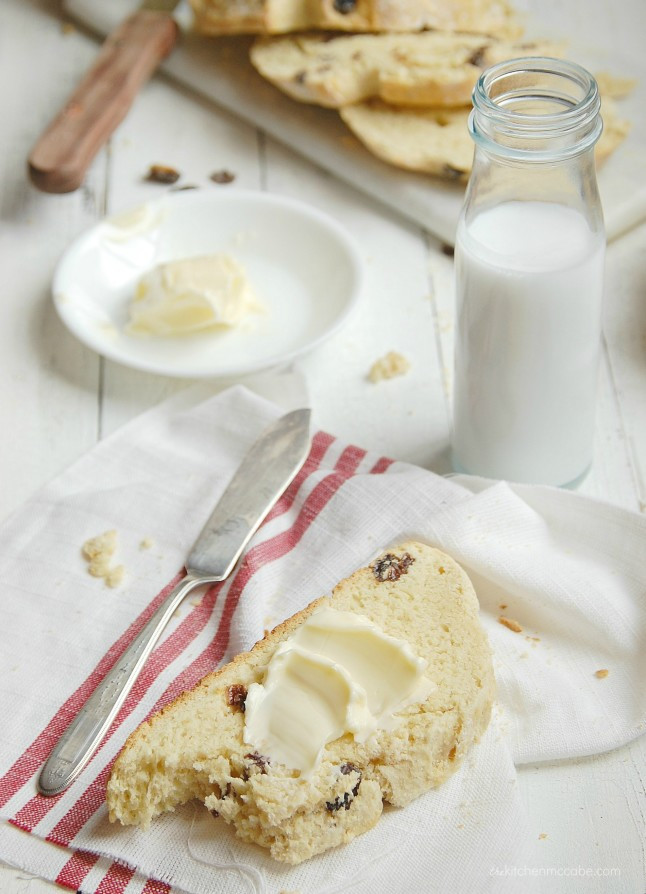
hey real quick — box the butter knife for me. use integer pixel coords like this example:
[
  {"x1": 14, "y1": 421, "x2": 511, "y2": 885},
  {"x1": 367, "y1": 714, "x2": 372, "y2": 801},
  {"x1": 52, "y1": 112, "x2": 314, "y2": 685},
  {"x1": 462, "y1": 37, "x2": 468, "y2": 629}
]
[
  {"x1": 38, "y1": 408, "x2": 311, "y2": 796},
  {"x1": 28, "y1": 0, "x2": 186, "y2": 194}
]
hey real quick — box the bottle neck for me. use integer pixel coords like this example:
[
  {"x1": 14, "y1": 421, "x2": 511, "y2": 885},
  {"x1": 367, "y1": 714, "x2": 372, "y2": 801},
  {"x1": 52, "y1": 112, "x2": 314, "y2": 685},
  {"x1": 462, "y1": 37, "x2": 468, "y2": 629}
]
[
  {"x1": 470, "y1": 57, "x2": 602, "y2": 163},
  {"x1": 463, "y1": 57, "x2": 605, "y2": 234}
]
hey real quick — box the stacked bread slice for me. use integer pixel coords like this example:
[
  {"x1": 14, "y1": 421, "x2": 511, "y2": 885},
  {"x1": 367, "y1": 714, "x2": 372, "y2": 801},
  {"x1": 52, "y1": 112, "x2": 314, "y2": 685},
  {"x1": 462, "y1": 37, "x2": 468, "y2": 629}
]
[
  {"x1": 191, "y1": 0, "x2": 631, "y2": 180},
  {"x1": 249, "y1": 32, "x2": 564, "y2": 108},
  {"x1": 191, "y1": 0, "x2": 522, "y2": 38}
]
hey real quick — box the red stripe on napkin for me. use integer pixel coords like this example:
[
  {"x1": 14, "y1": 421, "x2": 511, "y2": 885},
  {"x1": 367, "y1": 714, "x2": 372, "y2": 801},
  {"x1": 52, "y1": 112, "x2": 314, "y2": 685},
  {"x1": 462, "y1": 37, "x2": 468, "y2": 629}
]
[
  {"x1": 56, "y1": 849, "x2": 99, "y2": 889},
  {"x1": 370, "y1": 456, "x2": 395, "y2": 474},
  {"x1": 42, "y1": 442, "x2": 363, "y2": 848},
  {"x1": 94, "y1": 860, "x2": 135, "y2": 894},
  {"x1": 264, "y1": 430, "x2": 335, "y2": 522},
  {"x1": 142, "y1": 877, "x2": 172, "y2": 893},
  {"x1": 0, "y1": 571, "x2": 185, "y2": 810},
  {"x1": 11, "y1": 579, "x2": 224, "y2": 834},
  {"x1": 45, "y1": 767, "x2": 113, "y2": 846},
  {"x1": 57, "y1": 849, "x2": 171, "y2": 894}
]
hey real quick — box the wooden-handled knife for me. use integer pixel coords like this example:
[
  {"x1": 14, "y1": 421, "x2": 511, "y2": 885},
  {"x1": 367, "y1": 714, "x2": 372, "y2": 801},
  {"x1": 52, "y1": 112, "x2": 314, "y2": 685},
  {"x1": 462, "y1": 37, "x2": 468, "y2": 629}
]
[{"x1": 28, "y1": 0, "x2": 183, "y2": 194}]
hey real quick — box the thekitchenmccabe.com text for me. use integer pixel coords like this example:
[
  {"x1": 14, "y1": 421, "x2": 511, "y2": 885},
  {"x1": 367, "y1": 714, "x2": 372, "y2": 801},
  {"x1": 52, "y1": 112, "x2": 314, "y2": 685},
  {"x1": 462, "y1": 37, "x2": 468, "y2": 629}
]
[{"x1": 490, "y1": 865, "x2": 621, "y2": 878}]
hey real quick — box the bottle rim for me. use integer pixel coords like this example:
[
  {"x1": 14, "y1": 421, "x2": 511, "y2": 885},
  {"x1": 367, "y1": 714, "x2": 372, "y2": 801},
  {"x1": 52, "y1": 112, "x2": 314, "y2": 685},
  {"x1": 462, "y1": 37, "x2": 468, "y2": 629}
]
[{"x1": 470, "y1": 56, "x2": 603, "y2": 161}]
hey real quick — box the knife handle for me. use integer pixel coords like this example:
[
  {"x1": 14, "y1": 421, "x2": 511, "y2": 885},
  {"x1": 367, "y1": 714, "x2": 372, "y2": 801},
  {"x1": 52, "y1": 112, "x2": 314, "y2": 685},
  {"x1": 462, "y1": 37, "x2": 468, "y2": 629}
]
[
  {"x1": 28, "y1": 10, "x2": 178, "y2": 194},
  {"x1": 38, "y1": 572, "x2": 204, "y2": 796}
]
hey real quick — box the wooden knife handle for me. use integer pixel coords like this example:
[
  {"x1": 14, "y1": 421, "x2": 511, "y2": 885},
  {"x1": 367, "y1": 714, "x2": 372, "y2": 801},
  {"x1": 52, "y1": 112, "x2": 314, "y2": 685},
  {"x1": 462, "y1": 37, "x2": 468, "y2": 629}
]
[{"x1": 28, "y1": 10, "x2": 178, "y2": 194}]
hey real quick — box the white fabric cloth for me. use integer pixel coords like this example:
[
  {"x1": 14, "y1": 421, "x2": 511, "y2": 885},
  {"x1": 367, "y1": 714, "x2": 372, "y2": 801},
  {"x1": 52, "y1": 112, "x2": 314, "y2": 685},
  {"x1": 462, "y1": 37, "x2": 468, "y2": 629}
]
[{"x1": 0, "y1": 385, "x2": 644, "y2": 894}]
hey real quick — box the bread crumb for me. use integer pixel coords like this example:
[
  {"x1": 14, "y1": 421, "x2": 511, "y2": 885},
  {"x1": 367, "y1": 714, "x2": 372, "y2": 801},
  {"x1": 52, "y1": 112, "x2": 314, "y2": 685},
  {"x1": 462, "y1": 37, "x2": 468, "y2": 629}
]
[
  {"x1": 498, "y1": 616, "x2": 523, "y2": 633},
  {"x1": 82, "y1": 530, "x2": 117, "y2": 561},
  {"x1": 82, "y1": 530, "x2": 125, "y2": 588},
  {"x1": 88, "y1": 555, "x2": 111, "y2": 578},
  {"x1": 105, "y1": 565, "x2": 125, "y2": 589},
  {"x1": 368, "y1": 350, "x2": 410, "y2": 383},
  {"x1": 139, "y1": 537, "x2": 154, "y2": 550},
  {"x1": 594, "y1": 668, "x2": 609, "y2": 679},
  {"x1": 499, "y1": 603, "x2": 507, "y2": 611},
  {"x1": 538, "y1": 832, "x2": 548, "y2": 840}
]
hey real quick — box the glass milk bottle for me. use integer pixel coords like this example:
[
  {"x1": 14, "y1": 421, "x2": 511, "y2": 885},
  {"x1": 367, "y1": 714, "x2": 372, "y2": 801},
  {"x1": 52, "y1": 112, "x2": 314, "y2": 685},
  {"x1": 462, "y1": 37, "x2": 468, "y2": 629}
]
[{"x1": 451, "y1": 58, "x2": 605, "y2": 486}]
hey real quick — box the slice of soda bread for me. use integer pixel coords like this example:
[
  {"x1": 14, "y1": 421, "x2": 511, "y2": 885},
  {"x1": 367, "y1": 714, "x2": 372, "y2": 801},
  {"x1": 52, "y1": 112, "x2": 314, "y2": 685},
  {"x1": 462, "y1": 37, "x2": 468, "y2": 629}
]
[
  {"x1": 107, "y1": 541, "x2": 495, "y2": 864},
  {"x1": 190, "y1": 0, "x2": 521, "y2": 37},
  {"x1": 251, "y1": 33, "x2": 563, "y2": 108},
  {"x1": 340, "y1": 101, "x2": 475, "y2": 180},
  {"x1": 340, "y1": 95, "x2": 631, "y2": 180}
]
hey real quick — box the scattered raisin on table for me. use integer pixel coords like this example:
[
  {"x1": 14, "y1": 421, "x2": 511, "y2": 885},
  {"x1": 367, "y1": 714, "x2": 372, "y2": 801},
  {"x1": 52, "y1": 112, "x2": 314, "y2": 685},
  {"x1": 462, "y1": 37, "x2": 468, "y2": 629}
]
[
  {"x1": 144, "y1": 164, "x2": 180, "y2": 184},
  {"x1": 210, "y1": 169, "x2": 236, "y2": 184}
]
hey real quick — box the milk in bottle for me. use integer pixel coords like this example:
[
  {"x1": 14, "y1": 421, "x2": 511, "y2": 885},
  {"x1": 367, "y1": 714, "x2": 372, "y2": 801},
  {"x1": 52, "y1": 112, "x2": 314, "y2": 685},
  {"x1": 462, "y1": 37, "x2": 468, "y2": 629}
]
[{"x1": 451, "y1": 57, "x2": 605, "y2": 485}]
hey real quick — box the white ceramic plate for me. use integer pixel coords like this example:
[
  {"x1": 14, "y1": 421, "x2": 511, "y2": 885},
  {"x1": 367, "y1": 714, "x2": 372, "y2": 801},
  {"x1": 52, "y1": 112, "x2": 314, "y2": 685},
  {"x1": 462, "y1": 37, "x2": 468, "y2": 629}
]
[{"x1": 53, "y1": 190, "x2": 363, "y2": 378}]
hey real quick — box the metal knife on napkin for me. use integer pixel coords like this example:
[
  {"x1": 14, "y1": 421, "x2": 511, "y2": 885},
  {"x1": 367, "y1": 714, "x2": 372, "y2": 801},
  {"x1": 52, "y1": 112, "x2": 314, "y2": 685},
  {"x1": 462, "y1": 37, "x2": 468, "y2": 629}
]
[
  {"x1": 38, "y1": 407, "x2": 311, "y2": 796},
  {"x1": 28, "y1": 0, "x2": 188, "y2": 194}
]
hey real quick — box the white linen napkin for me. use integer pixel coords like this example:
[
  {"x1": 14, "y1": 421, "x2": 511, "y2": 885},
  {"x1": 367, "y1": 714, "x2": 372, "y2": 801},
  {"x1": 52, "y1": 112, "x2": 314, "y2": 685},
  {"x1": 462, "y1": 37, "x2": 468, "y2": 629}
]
[{"x1": 0, "y1": 385, "x2": 644, "y2": 894}]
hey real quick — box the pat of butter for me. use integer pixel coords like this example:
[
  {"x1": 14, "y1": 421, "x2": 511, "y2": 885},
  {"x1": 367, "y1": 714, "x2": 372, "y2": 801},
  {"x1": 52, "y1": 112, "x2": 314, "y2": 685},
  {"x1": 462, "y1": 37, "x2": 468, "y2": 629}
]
[
  {"x1": 243, "y1": 607, "x2": 433, "y2": 776},
  {"x1": 127, "y1": 253, "x2": 262, "y2": 336}
]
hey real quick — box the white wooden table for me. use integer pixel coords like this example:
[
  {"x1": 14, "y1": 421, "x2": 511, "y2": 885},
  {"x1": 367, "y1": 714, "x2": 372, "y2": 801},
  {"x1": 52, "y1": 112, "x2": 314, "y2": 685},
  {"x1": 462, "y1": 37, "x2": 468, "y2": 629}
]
[{"x1": 2, "y1": 1, "x2": 645, "y2": 891}]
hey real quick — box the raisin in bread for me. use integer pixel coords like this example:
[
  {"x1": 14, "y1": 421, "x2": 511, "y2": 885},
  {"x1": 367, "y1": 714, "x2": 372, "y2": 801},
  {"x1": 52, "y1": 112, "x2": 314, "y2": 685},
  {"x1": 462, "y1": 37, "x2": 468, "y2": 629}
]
[
  {"x1": 340, "y1": 96, "x2": 631, "y2": 180},
  {"x1": 190, "y1": 0, "x2": 521, "y2": 37},
  {"x1": 251, "y1": 32, "x2": 563, "y2": 108},
  {"x1": 107, "y1": 541, "x2": 495, "y2": 864}
]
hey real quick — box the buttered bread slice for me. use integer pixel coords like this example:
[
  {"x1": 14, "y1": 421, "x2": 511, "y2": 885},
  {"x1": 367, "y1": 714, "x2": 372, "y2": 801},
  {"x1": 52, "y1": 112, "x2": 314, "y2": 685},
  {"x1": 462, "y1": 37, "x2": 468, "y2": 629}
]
[
  {"x1": 107, "y1": 541, "x2": 495, "y2": 864},
  {"x1": 190, "y1": 0, "x2": 521, "y2": 37},
  {"x1": 251, "y1": 33, "x2": 563, "y2": 108}
]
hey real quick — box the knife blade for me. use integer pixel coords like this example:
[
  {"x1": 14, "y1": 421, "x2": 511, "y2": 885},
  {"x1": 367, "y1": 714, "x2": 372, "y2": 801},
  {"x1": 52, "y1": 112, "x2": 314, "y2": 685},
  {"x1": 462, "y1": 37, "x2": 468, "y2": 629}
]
[
  {"x1": 28, "y1": 0, "x2": 186, "y2": 194},
  {"x1": 38, "y1": 407, "x2": 311, "y2": 796}
]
